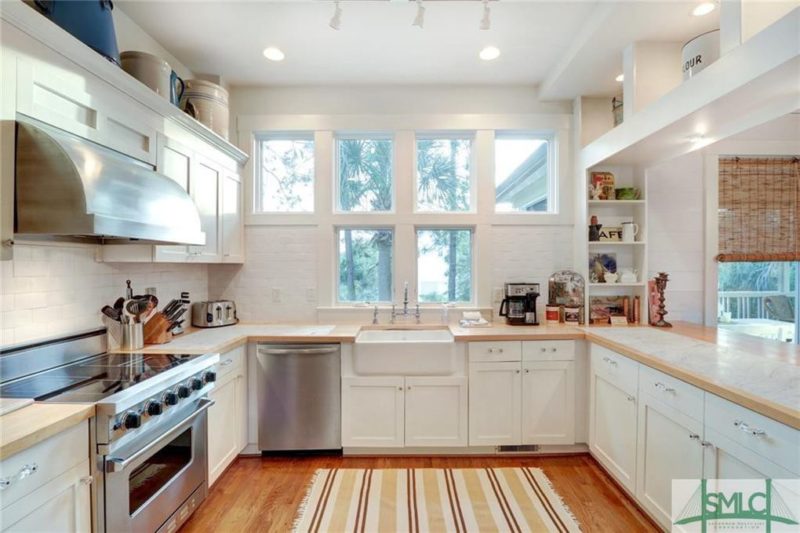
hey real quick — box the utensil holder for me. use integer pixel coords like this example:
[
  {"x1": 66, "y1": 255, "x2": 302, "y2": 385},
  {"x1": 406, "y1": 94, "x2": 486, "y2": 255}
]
[{"x1": 121, "y1": 322, "x2": 144, "y2": 350}]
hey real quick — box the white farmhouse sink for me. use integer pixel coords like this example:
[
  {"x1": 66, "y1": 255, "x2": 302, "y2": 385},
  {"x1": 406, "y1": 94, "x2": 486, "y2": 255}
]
[{"x1": 353, "y1": 328, "x2": 456, "y2": 375}]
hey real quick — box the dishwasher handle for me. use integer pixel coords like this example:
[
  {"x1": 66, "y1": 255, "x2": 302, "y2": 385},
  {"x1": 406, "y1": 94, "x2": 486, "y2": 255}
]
[{"x1": 258, "y1": 347, "x2": 339, "y2": 356}]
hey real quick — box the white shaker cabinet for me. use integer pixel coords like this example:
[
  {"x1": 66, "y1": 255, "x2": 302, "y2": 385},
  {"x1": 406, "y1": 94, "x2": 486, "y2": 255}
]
[
  {"x1": 342, "y1": 377, "x2": 405, "y2": 448},
  {"x1": 221, "y1": 172, "x2": 244, "y2": 263},
  {"x1": 152, "y1": 137, "x2": 194, "y2": 262},
  {"x1": 0, "y1": 422, "x2": 91, "y2": 533},
  {"x1": 207, "y1": 346, "x2": 247, "y2": 486},
  {"x1": 188, "y1": 155, "x2": 221, "y2": 262},
  {"x1": 521, "y1": 361, "x2": 575, "y2": 445},
  {"x1": 468, "y1": 362, "x2": 522, "y2": 446},
  {"x1": 635, "y1": 393, "x2": 704, "y2": 528},
  {"x1": 589, "y1": 346, "x2": 639, "y2": 493},
  {"x1": 404, "y1": 377, "x2": 468, "y2": 447}
]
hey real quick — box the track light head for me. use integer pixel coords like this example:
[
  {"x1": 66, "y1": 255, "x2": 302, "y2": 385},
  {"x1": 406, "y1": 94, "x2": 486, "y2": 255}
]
[
  {"x1": 412, "y1": 0, "x2": 425, "y2": 28},
  {"x1": 479, "y1": 0, "x2": 490, "y2": 31},
  {"x1": 329, "y1": 0, "x2": 342, "y2": 30}
]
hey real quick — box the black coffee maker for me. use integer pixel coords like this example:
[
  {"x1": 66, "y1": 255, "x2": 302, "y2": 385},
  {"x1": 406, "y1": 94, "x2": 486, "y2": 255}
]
[{"x1": 499, "y1": 283, "x2": 540, "y2": 326}]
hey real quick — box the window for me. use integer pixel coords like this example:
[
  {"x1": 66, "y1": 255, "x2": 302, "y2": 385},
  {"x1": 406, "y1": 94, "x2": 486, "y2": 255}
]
[
  {"x1": 417, "y1": 229, "x2": 473, "y2": 303},
  {"x1": 337, "y1": 228, "x2": 394, "y2": 302},
  {"x1": 416, "y1": 136, "x2": 472, "y2": 212},
  {"x1": 494, "y1": 135, "x2": 551, "y2": 212},
  {"x1": 256, "y1": 135, "x2": 314, "y2": 212},
  {"x1": 336, "y1": 137, "x2": 393, "y2": 212}
]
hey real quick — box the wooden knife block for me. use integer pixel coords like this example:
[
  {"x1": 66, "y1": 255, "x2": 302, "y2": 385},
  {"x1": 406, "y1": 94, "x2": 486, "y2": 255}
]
[{"x1": 143, "y1": 313, "x2": 173, "y2": 345}]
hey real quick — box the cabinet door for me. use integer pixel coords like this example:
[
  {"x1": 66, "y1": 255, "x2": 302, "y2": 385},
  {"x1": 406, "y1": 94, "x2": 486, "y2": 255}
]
[
  {"x1": 189, "y1": 156, "x2": 221, "y2": 262},
  {"x1": 468, "y1": 362, "x2": 522, "y2": 446},
  {"x1": 208, "y1": 374, "x2": 239, "y2": 486},
  {"x1": 342, "y1": 377, "x2": 404, "y2": 448},
  {"x1": 153, "y1": 136, "x2": 193, "y2": 262},
  {"x1": 636, "y1": 394, "x2": 704, "y2": 529},
  {"x1": 221, "y1": 172, "x2": 244, "y2": 263},
  {"x1": 405, "y1": 377, "x2": 467, "y2": 447},
  {"x1": 522, "y1": 361, "x2": 575, "y2": 445},
  {"x1": 589, "y1": 370, "x2": 638, "y2": 492},
  {"x1": 1, "y1": 461, "x2": 91, "y2": 533}
]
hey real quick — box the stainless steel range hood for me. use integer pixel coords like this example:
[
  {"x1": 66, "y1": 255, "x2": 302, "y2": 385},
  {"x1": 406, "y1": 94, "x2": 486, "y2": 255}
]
[{"x1": 14, "y1": 118, "x2": 206, "y2": 245}]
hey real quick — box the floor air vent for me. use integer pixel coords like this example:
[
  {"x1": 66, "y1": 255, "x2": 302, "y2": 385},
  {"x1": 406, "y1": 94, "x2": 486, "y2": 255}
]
[{"x1": 497, "y1": 445, "x2": 540, "y2": 453}]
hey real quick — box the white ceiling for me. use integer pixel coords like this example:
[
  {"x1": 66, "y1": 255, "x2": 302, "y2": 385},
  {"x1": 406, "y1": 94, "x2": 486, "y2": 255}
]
[{"x1": 118, "y1": 0, "x2": 719, "y2": 96}]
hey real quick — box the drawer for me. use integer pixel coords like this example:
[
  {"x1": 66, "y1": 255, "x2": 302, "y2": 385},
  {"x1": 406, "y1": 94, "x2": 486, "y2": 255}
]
[
  {"x1": 216, "y1": 345, "x2": 245, "y2": 381},
  {"x1": 639, "y1": 366, "x2": 704, "y2": 420},
  {"x1": 705, "y1": 394, "x2": 799, "y2": 475},
  {"x1": 468, "y1": 341, "x2": 521, "y2": 362},
  {"x1": 523, "y1": 340, "x2": 575, "y2": 361},
  {"x1": 590, "y1": 345, "x2": 639, "y2": 396},
  {"x1": 0, "y1": 421, "x2": 88, "y2": 508}
]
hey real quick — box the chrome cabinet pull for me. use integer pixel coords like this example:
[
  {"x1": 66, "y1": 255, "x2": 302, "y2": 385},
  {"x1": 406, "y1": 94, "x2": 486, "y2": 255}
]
[
  {"x1": 0, "y1": 463, "x2": 39, "y2": 490},
  {"x1": 689, "y1": 433, "x2": 700, "y2": 440},
  {"x1": 540, "y1": 347, "x2": 547, "y2": 353},
  {"x1": 80, "y1": 476, "x2": 93, "y2": 486},
  {"x1": 734, "y1": 420, "x2": 767, "y2": 438},
  {"x1": 220, "y1": 358, "x2": 234, "y2": 366},
  {"x1": 398, "y1": 387, "x2": 403, "y2": 391},
  {"x1": 700, "y1": 441, "x2": 714, "y2": 449},
  {"x1": 602, "y1": 356, "x2": 618, "y2": 367},
  {"x1": 626, "y1": 395, "x2": 635, "y2": 402},
  {"x1": 525, "y1": 369, "x2": 530, "y2": 374},
  {"x1": 654, "y1": 382, "x2": 675, "y2": 393}
]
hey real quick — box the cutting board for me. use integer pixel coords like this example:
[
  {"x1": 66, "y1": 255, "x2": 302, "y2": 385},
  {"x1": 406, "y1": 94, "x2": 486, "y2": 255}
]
[{"x1": 0, "y1": 398, "x2": 34, "y2": 416}]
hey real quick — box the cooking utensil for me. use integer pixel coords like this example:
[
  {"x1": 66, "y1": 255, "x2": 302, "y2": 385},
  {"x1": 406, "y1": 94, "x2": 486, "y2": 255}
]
[
  {"x1": 125, "y1": 280, "x2": 133, "y2": 300},
  {"x1": 101, "y1": 305, "x2": 121, "y2": 322},
  {"x1": 166, "y1": 306, "x2": 187, "y2": 325}
]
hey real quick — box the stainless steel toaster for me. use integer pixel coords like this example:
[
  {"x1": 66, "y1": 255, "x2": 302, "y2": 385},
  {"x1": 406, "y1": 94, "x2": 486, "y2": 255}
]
[{"x1": 191, "y1": 300, "x2": 238, "y2": 328}]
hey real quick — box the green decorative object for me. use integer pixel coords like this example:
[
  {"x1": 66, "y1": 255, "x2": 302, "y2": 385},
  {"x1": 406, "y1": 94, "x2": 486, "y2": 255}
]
[{"x1": 615, "y1": 187, "x2": 641, "y2": 200}]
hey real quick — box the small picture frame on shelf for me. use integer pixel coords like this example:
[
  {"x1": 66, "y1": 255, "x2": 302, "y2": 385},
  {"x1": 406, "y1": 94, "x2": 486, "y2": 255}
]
[
  {"x1": 590, "y1": 172, "x2": 615, "y2": 200},
  {"x1": 598, "y1": 226, "x2": 623, "y2": 241}
]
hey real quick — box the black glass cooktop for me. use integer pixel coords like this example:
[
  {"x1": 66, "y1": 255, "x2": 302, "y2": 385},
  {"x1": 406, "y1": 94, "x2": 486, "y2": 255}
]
[{"x1": 0, "y1": 353, "x2": 202, "y2": 402}]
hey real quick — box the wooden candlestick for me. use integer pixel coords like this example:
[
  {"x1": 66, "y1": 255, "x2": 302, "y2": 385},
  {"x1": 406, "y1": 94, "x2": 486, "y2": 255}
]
[{"x1": 653, "y1": 272, "x2": 672, "y2": 328}]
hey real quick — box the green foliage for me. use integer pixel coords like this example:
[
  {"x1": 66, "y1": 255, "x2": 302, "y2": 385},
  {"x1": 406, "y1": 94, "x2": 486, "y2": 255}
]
[
  {"x1": 418, "y1": 229, "x2": 472, "y2": 303},
  {"x1": 261, "y1": 139, "x2": 314, "y2": 211},
  {"x1": 718, "y1": 262, "x2": 783, "y2": 292}
]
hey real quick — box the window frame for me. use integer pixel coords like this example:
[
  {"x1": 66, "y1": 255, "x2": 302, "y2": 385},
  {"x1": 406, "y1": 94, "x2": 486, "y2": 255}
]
[
  {"x1": 333, "y1": 132, "x2": 396, "y2": 214},
  {"x1": 415, "y1": 226, "x2": 476, "y2": 305},
  {"x1": 413, "y1": 132, "x2": 477, "y2": 214},
  {"x1": 253, "y1": 131, "x2": 316, "y2": 215},
  {"x1": 334, "y1": 225, "x2": 396, "y2": 305},
  {"x1": 492, "y1": 131, "x2": 558, "y2": 215}
]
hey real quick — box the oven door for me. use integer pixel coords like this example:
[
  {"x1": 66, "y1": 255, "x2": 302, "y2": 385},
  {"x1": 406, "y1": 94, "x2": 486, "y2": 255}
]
[{"x1": 103, "y1": 398, "x2": 213, "y2": 533}]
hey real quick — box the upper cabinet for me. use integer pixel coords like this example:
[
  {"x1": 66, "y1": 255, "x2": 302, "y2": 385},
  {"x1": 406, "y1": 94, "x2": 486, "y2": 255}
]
[{"x1": 0, "y1": 5, "x2": 248, "y2": 263}]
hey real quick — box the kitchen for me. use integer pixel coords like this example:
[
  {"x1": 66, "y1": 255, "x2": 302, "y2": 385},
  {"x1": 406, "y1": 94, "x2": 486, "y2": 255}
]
[{"x1": 0, "y1": 1, "x2": 798, "y2": 532}]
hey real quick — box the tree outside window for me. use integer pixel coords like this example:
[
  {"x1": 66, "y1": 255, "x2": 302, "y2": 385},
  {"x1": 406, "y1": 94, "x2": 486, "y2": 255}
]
[
  {"x1": 417, "y1": 229, "x2": 473, "y2": 303},
  {"x1": 257, "y1": 137, "x2": 314, "y2": 212}
]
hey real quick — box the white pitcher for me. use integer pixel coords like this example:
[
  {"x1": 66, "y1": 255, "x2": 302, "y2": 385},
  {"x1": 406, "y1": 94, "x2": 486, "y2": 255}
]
[{"x1": 622, "y1": 221, "x2": 639, "y2": 243}]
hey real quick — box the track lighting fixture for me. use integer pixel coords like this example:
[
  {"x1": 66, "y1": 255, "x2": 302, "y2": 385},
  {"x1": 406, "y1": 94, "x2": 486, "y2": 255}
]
[
  {"x1": 412, "y1": 0, "x2": 425, "y2": 29},
  {"x1": 479, "y1": 0, "x2": 490, "y2": 30},
  {"x1": 329, "y1": 0, "x2": 342, "y2": 30}
]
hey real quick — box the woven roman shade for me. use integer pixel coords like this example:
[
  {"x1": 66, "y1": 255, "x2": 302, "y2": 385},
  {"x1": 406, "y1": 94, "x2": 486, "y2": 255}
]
[{"x1": 717, "y1": 156, "x2": 800, "y2": 262}]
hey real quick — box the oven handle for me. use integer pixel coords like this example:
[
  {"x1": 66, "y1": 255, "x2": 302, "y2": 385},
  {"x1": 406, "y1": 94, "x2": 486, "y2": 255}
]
[
  {"x1": 106, "y1": 398, "x2": 214, "y2": 473},
  {"x1": 259, "y1": 347, "x2": 339, "y2": 356}
]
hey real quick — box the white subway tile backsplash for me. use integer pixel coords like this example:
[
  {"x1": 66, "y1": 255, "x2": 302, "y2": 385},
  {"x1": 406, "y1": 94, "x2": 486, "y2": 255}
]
[{"x1": 0, "y1": 243, "x2": 208, "y2": 347}]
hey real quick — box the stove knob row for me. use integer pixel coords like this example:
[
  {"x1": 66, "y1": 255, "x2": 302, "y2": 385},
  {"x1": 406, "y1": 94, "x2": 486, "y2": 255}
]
[
  {"x1": 124, "y1": 411, "x2": 142, "y2": 430},
  {"x1": 146, "y1": 400, "x2": 163, "y2": 416}
]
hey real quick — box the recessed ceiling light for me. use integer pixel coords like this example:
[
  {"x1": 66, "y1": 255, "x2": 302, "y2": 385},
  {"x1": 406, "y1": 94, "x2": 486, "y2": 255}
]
[
  {"x1": 692, "y1": 2, "x2": 716, "y2": 16},
  {"x1": 479, "y1": 46, "x2": 500, "y2": 61},
  {"x1": 263, "y1": 47, "x2": 285, "y2": 61},
  {"x1": 615, "y1": 74, "x2": 624, "y2": 82}
]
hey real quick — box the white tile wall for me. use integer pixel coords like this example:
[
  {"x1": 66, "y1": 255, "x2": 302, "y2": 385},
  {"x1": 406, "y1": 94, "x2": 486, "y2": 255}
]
[
  {"x1": 647, "y1": 153, "x2": 705, "y2": 324},
  {"x1": 209, "y1": 226, "x2": 318, "y2": 322},
  {"x1": 0, "y1": 243, "x2": 208, "y2": 347}
]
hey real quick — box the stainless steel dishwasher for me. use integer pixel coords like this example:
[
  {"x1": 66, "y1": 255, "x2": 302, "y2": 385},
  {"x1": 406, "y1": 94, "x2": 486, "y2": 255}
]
[{"x1": 256, "y1": 344, "x2": 341, "y2": 451}]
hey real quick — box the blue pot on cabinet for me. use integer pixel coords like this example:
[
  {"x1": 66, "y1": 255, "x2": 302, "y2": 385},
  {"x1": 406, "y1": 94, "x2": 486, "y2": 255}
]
[{"x1": 33, "y1": 0, "x2": 121, "y2": 66}]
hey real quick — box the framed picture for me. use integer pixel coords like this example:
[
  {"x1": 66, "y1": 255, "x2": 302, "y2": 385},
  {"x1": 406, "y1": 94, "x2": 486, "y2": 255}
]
[
  {"x1": 590, "y1": 296, "x2": 626, "y2": 324},
  {"x1": 590, "y1": 172, "x2": 616, "y2": 200}
]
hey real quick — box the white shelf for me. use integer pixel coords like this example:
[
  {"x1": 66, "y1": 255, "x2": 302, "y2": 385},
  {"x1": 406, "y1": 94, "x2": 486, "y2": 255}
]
[
  {"x1": 589, "y1": 241, "x2": 646, "y2": 246},
  {"x1": 580, "y1": 10, "x2": 799, "y2": 168},
  {"x1": 588, "y1": 200, "x2": 645, "y2": 206},
  {"x1": 589, "y1": 283, "x2": 645, "y2": 288}
]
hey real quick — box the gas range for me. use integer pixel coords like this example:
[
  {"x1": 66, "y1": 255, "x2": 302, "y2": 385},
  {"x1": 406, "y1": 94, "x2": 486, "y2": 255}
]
[
  {"x1": 0, "y1": 328, "x2": 218, "y2": 533},
  {"x1": 0, "y1": 329, "x2": 218, "y2": 449}
]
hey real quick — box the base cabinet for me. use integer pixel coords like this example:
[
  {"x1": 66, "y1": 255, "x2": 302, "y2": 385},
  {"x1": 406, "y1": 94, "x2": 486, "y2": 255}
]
[
  {"x1": 468, "y1": 362, "x2": 522, "y2": 446},
  {"x1": 342, "y1": 376, "x2": 467, "y2": 448},
  {"x1": 636, "y1": 394, "x2": 704, "y2": 528},
  {"x1": 208, "y1": 347, "x2": 247, "y2": 486},
  {"x1": 589, "y1": 370, "x2": 638, "y2": 492},
  {"x1": 522, "y1": 361, "x2": 575, "y2": 445}
]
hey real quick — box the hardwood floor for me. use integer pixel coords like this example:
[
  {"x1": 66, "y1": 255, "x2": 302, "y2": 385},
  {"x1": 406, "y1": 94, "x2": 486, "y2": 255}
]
[{"x1": 182, "y1": 454, "x2": 659, "y2": 532}]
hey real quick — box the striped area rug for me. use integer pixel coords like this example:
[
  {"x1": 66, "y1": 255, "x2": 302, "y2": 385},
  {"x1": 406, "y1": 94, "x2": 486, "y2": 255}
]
[{"x1": 293, "y1": 468, "x2": 580, "y2": 532}]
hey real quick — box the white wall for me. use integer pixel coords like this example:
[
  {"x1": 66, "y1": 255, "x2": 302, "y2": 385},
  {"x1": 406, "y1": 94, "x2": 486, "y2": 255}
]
[
  {"x1": 0, "y1": 243, "x2": 207, "y2": 347},
  {"x1": 113, "y1": 8, "x2": 194, "y2": 80},
  {"x1": 647, "y1": 152, "x2": 705, "y2": 324}
]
